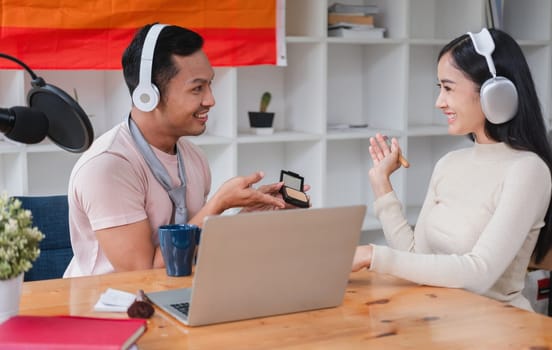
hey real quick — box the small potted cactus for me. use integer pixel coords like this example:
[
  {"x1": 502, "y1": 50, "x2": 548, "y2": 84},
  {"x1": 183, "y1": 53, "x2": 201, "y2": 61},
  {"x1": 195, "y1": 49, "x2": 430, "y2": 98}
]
[{"x1": 248, "y1": 92, "x2": 275, "y2": 135}]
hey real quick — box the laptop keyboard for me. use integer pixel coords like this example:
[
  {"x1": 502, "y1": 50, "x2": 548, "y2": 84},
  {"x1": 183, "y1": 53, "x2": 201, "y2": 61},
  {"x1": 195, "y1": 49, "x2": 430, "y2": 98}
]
[{"x1": 170, "y1": 302, "x2": 190, "y2": 316}]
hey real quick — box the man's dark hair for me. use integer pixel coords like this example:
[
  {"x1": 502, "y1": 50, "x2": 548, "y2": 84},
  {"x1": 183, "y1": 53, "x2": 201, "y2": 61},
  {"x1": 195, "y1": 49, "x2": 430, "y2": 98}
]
[{"x1": 122, "y1": 23, "x2": 204, "y2": 99}]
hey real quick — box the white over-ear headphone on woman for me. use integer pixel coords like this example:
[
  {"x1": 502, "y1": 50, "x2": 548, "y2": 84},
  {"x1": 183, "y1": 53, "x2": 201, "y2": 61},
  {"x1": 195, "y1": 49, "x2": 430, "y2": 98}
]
[
  {"x1": 467, "y1": 28, "x2": 518, "y2": 124},
  {"x1": 132, "y1": 24, "x2": 168, "y2": 112}
]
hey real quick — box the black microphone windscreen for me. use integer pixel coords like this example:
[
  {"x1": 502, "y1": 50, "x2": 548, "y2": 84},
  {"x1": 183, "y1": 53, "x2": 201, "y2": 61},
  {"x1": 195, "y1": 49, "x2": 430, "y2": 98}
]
[
  {"x1": 5, "y1": 107, "x2": 49, "y2": 144},
  {"x1": 28, "y1": 82, "x2": 93, "y2": 153}
]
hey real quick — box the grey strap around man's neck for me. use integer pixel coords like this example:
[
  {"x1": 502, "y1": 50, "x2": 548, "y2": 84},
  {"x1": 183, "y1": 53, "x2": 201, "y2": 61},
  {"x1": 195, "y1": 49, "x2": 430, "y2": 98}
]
[{"x1": 128, "y1": 115, "x2": 188, "y2": 224}]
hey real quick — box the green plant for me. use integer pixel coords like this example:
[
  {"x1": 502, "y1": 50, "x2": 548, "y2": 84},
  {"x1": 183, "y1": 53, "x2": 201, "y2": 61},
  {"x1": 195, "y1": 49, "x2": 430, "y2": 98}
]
[
  {"x1": 259, "y1": 92, "x2": 271, "y2": 113},
  {"x1": 0, "y1": 193, "x2": 44, "y2": 280}
]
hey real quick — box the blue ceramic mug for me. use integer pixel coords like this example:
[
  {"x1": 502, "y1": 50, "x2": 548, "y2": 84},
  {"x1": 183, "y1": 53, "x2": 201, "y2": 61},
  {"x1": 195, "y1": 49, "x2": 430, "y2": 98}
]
[{"x1": 158, "y1": 224, "x2": 201, "y2": 276}]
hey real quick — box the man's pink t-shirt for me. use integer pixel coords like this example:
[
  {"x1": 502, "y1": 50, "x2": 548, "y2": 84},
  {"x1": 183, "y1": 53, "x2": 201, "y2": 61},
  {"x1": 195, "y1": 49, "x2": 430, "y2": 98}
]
[{"x1": 63, "y1": 121, "x2": 211, "y2": 277}]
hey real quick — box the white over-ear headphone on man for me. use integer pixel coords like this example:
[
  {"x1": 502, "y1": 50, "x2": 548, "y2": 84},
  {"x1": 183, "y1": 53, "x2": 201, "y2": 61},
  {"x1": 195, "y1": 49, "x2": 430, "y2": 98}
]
[
  {"x1": 467, "y1": 28, "x2": 518, "y2": 124},
  {"x1": 132, "y1": 24, "x2": 168, "y2": 112}
]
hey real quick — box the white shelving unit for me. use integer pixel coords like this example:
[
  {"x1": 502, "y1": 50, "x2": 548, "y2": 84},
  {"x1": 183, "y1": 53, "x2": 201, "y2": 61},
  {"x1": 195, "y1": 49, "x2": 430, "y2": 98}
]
[{"x1": 1, "y1": 0, "x2": 550, "y2": 244}]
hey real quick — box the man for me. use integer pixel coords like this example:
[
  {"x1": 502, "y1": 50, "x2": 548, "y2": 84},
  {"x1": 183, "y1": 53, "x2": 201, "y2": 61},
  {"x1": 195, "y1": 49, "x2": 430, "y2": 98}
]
[{"x1": 64, "y1": 24, "x2": 287, "y2": 277}]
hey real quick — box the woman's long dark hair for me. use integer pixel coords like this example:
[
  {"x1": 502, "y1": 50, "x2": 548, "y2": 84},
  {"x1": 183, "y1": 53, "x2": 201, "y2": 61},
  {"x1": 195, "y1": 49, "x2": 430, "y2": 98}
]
[{"x1": 439, "y1": 28, "x2": 552, "y2": 264}]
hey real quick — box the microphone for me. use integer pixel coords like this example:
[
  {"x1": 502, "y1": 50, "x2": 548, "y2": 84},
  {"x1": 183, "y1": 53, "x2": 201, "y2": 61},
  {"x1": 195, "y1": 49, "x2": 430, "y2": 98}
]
[
  {"x1": 0, "y1": 53, "x2": 94, "y2": 153},
  {"x1": 0, "y1": 107, "x2": 49, "y2": 144},
  {"x1": 28, "y1": 77, "x2": 94, "y2": 153}
]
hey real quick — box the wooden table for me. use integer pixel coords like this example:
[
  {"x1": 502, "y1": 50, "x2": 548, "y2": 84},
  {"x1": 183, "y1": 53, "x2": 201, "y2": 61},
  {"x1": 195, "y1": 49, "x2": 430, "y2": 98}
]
[{"x1": 20, "y1": 268, "x2": 552, "y2": 349}]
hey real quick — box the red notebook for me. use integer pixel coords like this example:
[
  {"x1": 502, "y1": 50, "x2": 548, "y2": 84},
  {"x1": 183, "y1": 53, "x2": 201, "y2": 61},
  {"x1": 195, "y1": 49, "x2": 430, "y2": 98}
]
[{"x1": 0, "y1": 315, "x2": 146, "y2": 349}]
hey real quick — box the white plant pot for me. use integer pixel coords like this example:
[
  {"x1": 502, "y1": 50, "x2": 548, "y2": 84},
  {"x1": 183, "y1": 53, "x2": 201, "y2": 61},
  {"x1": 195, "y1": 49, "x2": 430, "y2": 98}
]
[
  {"x1": 252, "y1": 127, "x2": 274, "y2": 135},
  {"x1": 0, "y1": 273, "x2": 23, "y2": 323}
]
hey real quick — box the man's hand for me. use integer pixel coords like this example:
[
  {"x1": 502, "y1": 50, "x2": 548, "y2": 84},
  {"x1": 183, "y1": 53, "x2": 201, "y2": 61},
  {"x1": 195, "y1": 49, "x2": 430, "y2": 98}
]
[
  {"x1": 211, "y1": 171, "x2": 286, "y2": 212},
  {"x1": 241, "y1": 181, "x2": 312, "y2": 212}
]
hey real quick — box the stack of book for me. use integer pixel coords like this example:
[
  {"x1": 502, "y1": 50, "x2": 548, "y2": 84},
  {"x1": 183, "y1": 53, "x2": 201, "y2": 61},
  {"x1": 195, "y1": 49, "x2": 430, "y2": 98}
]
[{"x1": 327, "y1": 2, "x2": 385, "y2": 39}]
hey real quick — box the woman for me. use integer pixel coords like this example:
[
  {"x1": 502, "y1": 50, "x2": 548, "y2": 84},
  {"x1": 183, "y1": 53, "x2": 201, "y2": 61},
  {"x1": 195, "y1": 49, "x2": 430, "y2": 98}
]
[{"x1": 352, "y1": 28, "x2": 552, "y2": 311}]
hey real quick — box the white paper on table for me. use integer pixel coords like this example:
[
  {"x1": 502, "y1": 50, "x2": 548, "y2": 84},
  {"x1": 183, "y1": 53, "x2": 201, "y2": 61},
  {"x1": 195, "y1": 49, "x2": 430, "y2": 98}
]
[{"x1": 93, "y1": 288, "x2": 136, "y2": 312}]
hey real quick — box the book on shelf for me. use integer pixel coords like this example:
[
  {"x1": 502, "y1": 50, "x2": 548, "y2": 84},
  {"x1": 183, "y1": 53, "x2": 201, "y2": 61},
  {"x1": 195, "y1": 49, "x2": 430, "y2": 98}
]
[
  {"x1": 327, "y1": 122, "x2": 369, "y2": 131},
  {"x1": 328, "y1": 2, "x2": 379, "y2": 15},
  {"x1": 0, "y1": 315, "x2": 147, "y2": 349},
  {"x1": 328, "y1": 25, "x2": 385, "y2": 39},
  {"x1": 328, "y1": 13, "x2": 374, "y2": 26}
]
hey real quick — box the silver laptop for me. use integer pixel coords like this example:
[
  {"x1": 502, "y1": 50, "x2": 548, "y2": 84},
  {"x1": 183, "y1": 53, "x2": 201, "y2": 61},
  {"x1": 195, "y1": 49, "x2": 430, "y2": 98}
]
[{"x1": 146, "y1": 205, "x2": 366, "y2": 326}]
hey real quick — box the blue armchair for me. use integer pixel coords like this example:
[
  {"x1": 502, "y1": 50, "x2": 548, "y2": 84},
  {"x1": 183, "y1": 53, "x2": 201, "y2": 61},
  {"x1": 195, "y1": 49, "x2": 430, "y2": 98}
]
[{"x1": 14, "y1": 195, "x2": 73, "y2": 281}]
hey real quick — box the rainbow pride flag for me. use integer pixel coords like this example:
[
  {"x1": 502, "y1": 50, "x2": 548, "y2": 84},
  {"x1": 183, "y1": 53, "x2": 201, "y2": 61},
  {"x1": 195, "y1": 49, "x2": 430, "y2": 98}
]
[{"x1": 0, "y1": 0, "x2": 286, "y2": 69}]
